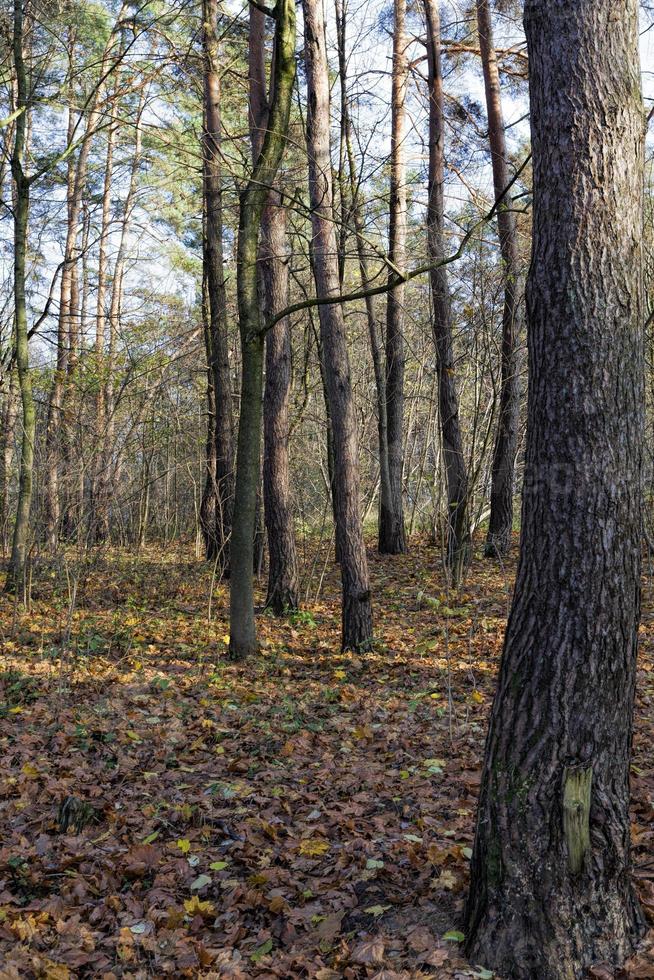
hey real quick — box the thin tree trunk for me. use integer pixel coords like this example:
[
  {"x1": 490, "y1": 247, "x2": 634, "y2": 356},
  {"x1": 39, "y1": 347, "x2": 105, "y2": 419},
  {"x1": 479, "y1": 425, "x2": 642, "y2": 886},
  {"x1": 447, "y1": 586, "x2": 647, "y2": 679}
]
[
  {"x1": 46, "y1": 7, "x2": 126, "y2": 549},
  {"x1": 228, "y1": 0, "x2": 296, "y2": 659},
  {"x1": 303, "y1": 0, "x2": 373, "y2": 651},
  {"x1": 91, "y1": 108, "x2": 117, "y2": 540},
  {"x1": 465, "y1": 1, "x2": 645, "y2": 975},
  {"x1": 0, "y1": 367, "x2": 18, "y2": 556},
  {"x1": 6, "y1": 0, "x2": 35, "y2": 594},
  {"x1": 380, "y1": 0, "x2": 408, "y2": 554},
  {"x1": 44, "y1": 92, "x2": 77, "y2": 549},
  {"x1": 203, "y1": 0, "x2": 234, "y2": 571},
  {"x1": 334, "y1": 0, "x2": 391, "y2": 557},
  {"x1": 477, "y1": 0, "x2": 522, "y2": 559},
  {"x1": 199, "y1": 265, "x2": 218, "y2": 558},
  {"x1": 95, "y1": 88, "x2": 145, "y2": 540},
  {"x1": 423, "y1": 0, "x2": 470, "y2": 586}
]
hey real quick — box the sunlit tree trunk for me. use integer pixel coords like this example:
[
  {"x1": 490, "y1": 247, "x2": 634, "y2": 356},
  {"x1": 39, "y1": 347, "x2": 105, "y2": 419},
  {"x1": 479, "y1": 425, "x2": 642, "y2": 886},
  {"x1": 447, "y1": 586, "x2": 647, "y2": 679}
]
[
  {"x1": 465, "y1": 1, "x2": 645, "y2": 975},
  {"x1": 303, "y1": 0, "x2": 373, "y2": 650},
  {"x1": 228, "y1": 0, "x2": 296, "y2": 659}
]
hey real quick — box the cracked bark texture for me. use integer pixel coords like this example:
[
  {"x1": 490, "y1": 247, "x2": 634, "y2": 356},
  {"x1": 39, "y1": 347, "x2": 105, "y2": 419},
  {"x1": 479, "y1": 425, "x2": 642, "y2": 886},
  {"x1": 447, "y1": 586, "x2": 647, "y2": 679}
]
[
  {"x1": 249, "y1": 5, "x2": 299, "y2": 614},
  {"x1": 465, "y1": 1, "x2": 645, "y2": 976}
]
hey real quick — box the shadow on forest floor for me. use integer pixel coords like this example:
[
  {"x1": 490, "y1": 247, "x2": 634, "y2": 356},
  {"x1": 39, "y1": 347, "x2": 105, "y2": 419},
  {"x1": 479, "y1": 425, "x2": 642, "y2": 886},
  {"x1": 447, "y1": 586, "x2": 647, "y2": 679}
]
[{"x1": 0, "y1": 536, "x2": 654, "y2": 977}]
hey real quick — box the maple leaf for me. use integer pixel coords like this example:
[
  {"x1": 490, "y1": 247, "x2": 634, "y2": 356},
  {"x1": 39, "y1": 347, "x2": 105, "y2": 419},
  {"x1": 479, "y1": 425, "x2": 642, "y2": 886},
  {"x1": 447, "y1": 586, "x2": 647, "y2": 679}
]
[{"x1": 183, "y1": 895, "x2": 215, "y2": 918}]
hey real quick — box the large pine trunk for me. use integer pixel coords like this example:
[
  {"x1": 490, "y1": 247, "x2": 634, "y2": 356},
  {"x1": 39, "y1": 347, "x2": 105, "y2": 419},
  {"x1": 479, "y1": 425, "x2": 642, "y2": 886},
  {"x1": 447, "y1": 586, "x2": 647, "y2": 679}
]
[
  {"x1": 262, "y1": 198, "x2": 299, "y2": 612},
  {"x1": 465, "y1": 2, "x2": 645, "y2": 976},
  {"x1": 477, "y1": 0, "x2": 521, "y2": 560},
  {"x1": 303, "y1": 0, "x2": 373, "y2": 651}
]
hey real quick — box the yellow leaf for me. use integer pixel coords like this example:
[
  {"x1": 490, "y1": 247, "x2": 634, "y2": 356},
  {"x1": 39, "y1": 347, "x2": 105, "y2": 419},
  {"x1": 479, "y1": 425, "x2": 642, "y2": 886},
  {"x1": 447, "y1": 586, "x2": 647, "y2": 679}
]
[
  {"x1": 9, "y1": 706, "x2": 23, "y2": 714},
  {"x1": 21, "y1": 762, "x2": 39, "y2": 778},
  {"x1": 471, "y1": 690, "x2": 484, "y2": 703},
  {"x1": 299, "y1": 838, "x2": 330, "y2": 857},
  {"x1": 333, "y1": 669, "x2": 347, "y2": 680},
  {"x1": 176, "y1": 838, "x2": 191, "y2": 854},
  {"x1": 42, "y1": 961, "x2": 70, "y2": 980},
  {"x1": 184, "y1": 895, "x2": 214, "y2": 917}
]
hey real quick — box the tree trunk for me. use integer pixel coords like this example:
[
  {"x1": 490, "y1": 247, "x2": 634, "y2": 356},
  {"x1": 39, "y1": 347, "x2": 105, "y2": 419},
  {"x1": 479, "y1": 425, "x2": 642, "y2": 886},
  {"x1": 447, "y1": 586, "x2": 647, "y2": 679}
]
[
  {"x1": 334, "y1": 0, "x2": 391, "y2": 559},
  {"x1": 228, "y1": 0, "x2": 296, "y2": 659},
  {"x1": 95, "y1": 87, "x2": 146, "y2": 542},
  {"x1": 303, "y1": 0, "x2": 373, "y2": 651},
  {"x1": 6, "y1": 0, "x2": 35, "y2": 594},
  {"x1": 249, "y1": 4, "x2": 299, "y2": 613},
  {"x1": 90, "y1": 107, "x2": 116, "y2": 541},
  {"x1": 0, "y1": 367, "x2": 18, "y2": 556},
  {"x1": 200, "y1": 266, "x2": 219, "y2": 559},
  {"x1": 380, "y1": 0, "x2": 408, "y2": 555},
  {"x1": 465, "y1": 2, "x2": 645, "y2": 975},
  {"x1": 423, "y1": 0, "x2": 470, "y2": 586},
  {"x1": 203, "y1": 0, "x2": 234, "y2": 571},
  {"x1": 43, "y1": 19, "x2": 118, "y2": 549},
  {"x1": 262, "y1": 198, "x2": 299, "y2": 611},
  {"x1": 44, "y1": 94, "x2": 77, "y2": 550},
  {"x1": 476, "y1": 0, "x2": 522, "y2": 559}
]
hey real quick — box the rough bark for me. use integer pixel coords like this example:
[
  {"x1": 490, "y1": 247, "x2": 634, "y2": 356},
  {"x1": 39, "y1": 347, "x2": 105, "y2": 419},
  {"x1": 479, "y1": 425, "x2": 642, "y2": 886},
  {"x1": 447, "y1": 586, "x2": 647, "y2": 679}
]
[
  {"x1": 477, "y1": 0, "x2": 522, "y2": 559},
  {"x1": 465, "y1": 2, "x2": 645, "y2": 976},
  {"x1": 423, "y1": 0, "x2": 470, "y2": 585},
  {"x1": 380, "y1": 0, "x2": 408, "y2": 555},
  {"x1": 203, "y1": 0, "x2": 234, "y2": 571},
  {"x1": 228, "y1": 0, "x2": 296, "y2": 659},
  {"x1": 249, "y1": 5, "x2": 299, "y2": 613},
  {"x1": 262, "y1": 199, "x2": 299, "y2": 612},
  {"x1": 303, "y1": 0, "x2": 373, "y2": 650}
]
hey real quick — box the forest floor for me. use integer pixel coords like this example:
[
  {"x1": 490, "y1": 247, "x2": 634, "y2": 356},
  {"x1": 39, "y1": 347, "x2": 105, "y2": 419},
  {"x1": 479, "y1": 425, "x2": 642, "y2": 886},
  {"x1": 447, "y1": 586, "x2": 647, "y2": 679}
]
[{"x1": 2, "y1": 538, "x2": 654, "y2": 979}]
